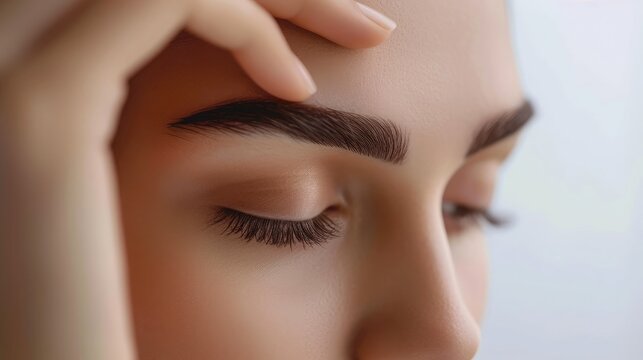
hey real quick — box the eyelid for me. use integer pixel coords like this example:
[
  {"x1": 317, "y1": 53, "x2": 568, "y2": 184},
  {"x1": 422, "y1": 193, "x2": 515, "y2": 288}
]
[
  {"x1": 444, "y1": 160, "x2": 500, "y2": 211},
  {"x1": 200, "y1": 168, "x2": 339, "y2": 221}
]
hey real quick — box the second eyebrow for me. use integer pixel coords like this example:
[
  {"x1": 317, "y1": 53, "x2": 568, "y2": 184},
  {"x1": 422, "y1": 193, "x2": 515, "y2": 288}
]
[{"x1": 168, "y1": 98, "x2": 409, "y2": 164}]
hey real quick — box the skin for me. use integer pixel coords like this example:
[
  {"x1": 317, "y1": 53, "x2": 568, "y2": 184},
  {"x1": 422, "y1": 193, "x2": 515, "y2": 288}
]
[
  {"x1": 0, "y1": 0, "x2": 523, "y2": 359},
  {"x1": 113, "y1": 1, "x2": 522, "y2": 359}
]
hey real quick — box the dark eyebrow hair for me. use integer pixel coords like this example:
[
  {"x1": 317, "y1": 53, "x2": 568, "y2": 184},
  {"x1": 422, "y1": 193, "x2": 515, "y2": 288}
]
[
  {"x1": 168, "y1": 98, "x2": 534, "y2": 163},
  {"x1": 168, "y1": 98, "x2": 409, "y2": 164},
  {"x1": 467, "y1": 100, "x2": 535, "y2": 156}
]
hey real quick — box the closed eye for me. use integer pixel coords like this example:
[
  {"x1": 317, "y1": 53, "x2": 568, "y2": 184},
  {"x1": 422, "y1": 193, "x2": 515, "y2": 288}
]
[
  {"x1": 442, "y1": 202, "x2": 508, "y2": 231},
  {"x1": 209, "y1": 207, "x2": 340, "y2": 248}
]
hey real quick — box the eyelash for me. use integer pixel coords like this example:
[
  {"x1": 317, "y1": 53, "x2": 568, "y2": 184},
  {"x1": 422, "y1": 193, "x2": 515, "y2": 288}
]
[
  {"x1": 442, "y1": 202, "x2": 507, "y2": 228},
  {"x1": 209, "y1": 208, "x2": 340, "y2": 248}
]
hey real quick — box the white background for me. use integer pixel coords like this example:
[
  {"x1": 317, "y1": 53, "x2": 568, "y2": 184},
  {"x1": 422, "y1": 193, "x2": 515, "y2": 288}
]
[{"x1": 477, "y1": 0, "x2": 643, "y2": 359}]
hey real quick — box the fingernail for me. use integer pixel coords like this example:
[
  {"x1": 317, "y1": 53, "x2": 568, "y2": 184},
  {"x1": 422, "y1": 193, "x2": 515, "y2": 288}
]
[
  {"x1": 295, "y1": 57, "x2": 317, "y2": 95},
  {"x1": 356, "y1": 2, "x2": 397, "y2": 31}
]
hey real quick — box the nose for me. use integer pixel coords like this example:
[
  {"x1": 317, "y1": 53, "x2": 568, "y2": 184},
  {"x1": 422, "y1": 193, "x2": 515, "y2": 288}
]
[{"x1": 350, "y1": 200, "x2": 481, "y2": 359}]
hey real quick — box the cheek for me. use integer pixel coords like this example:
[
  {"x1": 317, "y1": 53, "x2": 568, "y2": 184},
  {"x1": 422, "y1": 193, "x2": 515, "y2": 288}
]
[
  {"x1": 450, "y1": 229, "x2": 489, "y2": 323},
  {"x1": 119, "y1": 183, "x2": 241, "y2": 358},
  {"x1": 125, "y1": 243, "x2": 245, "y2": 358}
]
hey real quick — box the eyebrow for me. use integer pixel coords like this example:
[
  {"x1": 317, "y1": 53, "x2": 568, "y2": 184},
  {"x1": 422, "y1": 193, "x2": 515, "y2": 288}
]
[
  {"x1": 168, "y1": 98, "x2": 534, "y2": 163},
  {"x1": 466, "y1": 100, "x2": 535, "y2": 156},
  {"x1": 169, "y1": 98, "x2": 409, "y2": 163}
]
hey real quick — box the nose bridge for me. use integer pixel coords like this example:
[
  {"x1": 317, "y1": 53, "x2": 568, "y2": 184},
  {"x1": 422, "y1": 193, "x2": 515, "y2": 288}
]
[{"x1": 352, "y1": 196, "x2": 480, "y2": 359}]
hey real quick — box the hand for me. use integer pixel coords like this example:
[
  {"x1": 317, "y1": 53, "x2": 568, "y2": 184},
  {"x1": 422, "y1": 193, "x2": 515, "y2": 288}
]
[{"x1": 0, "y1": 1, "x2": 395, "y2": 358}]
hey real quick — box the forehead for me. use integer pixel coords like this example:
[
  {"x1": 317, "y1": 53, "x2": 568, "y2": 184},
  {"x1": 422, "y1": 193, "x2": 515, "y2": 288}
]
[
  {"x1": 122, "y1": 0, "x2": 522, "y2": 161},
  {"x1": 295, "y1": 0, "x2": 521, "y2": 122}
]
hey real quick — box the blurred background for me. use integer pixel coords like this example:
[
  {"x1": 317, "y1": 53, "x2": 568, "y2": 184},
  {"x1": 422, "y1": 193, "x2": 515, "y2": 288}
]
[{"x1": 477, "y1": 0, "x2": 643, "y2": 359}]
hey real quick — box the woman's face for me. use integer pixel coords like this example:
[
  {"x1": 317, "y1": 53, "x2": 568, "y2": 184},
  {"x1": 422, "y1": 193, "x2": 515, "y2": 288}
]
[{"x1": 112, "y1": 0, "x2": 527, "y2": 358}]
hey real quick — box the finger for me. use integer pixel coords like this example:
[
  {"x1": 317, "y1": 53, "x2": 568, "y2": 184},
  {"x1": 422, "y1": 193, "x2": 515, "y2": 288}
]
[
  {"x1": 256, "y1": 0, "x2": 397, "y2": 49},
  {"x1": 14, "y1": 0, "x2": 316, "y2": 103},
  {"x1": 188, "y1": 0, "x2": 317, "y2": 101},
  {"x1": 0, "y1": 0, "x2": 81, "y2": 71}
]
